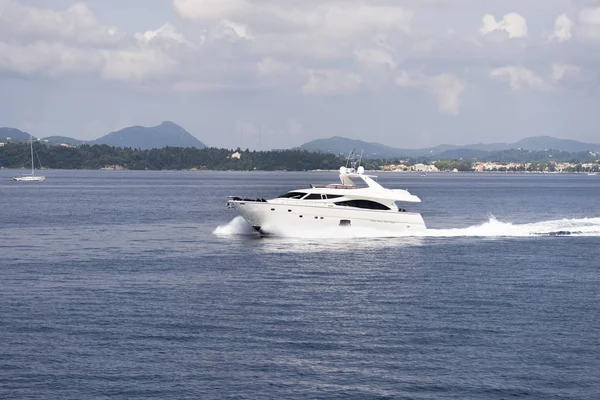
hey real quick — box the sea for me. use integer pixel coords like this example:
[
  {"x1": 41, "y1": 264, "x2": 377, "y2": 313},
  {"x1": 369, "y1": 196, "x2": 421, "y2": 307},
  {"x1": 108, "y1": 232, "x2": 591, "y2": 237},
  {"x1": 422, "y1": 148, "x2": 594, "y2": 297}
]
[{"x1": 0, "y1": 169, "x2": 599, "y2": 400}]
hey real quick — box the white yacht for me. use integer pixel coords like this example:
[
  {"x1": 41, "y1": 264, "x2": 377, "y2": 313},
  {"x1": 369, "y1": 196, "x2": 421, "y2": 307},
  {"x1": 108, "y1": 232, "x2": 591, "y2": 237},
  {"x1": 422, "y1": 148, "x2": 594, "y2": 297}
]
[{"x1": 226, "y1": 161, "x2": 426, "y2": 236}]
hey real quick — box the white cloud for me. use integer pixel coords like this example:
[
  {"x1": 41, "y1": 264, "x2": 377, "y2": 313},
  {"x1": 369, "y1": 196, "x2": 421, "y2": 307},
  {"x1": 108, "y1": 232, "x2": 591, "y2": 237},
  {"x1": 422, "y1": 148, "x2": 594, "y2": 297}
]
[
  {"x1": 354, "y1": 48, "x2": 397, "y2": 70},
  {"x1": 427, "y1": 73, "x2": 466, "y2": 116},
  {"x1": 135, "y1": 23, "x2": 188, "y2": 46},
  {"x1": 257, "y1": 57, "x2": 294, "y2": 77},
  {"x1": 173, "y1": 0, "x2": 247, "y2": 21},
  {"x1": 551, "y1": 64, "x2": 579, "y2": 82},
  {"x1": 0, "y1": 1, "x2": 120, "y2": 46},
  {"x1": 302, "y1": 69, "x2": 363, "y2": 95},
  {"x1": 490, "y1": 66, "x2": 551, "y2": 91},
  {"x1": 578, "y1": 7, "x2": 600, "y2": 40},
  {"x1": 395, "y1": 71, "x2": 465, "y2": 115},
  {"x1": 0, "y1": 2, "x2": 183, "y2": 83},
  {"x1": 0, "y1": 41, "x2": 98, "y2": 76},
  {"x1": 175, "y1": 0, "x2": 413, "y2": 35},
  {"x1": 480, "y1": 13, "x2": 528, "y2": 39},
  {"x1": 490, "y1": 64, "x2": 581, "y2": 92},
  {"x1": 215, "y1": 19, "x2": 254, "y2": 41},
  {"x1": 552, "y1": 13, "x2": 574, "y2": 42},
  {"x1": 174, "y1": 0, "x2": 413, "y2": 60},
  {"x1": 101, "y1": 49, "x2": 177, "y2": 83}
]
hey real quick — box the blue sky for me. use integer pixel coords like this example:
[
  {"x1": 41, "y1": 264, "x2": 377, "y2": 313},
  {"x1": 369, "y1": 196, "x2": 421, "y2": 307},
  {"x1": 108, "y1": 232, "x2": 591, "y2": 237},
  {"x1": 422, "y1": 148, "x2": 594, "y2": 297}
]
[{"x1": 1, "y1": 0, "x2": 599, "y2": 149}]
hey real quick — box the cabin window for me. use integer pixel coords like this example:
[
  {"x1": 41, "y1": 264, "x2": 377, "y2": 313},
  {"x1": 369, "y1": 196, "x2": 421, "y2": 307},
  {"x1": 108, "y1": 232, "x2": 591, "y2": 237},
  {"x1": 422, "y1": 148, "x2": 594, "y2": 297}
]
[
  {"x1": 304, "y1": 194, "x2": 322, "y2": 200},
  {"x1": 334, "y1": 200, "x2": 390, "y2": 210},
  {"x1": 278, "y1": 192, "x2": 305, "y2": 199},
  {"x1": 324, "y1": 194, "x2": 343, "y2": 199}
]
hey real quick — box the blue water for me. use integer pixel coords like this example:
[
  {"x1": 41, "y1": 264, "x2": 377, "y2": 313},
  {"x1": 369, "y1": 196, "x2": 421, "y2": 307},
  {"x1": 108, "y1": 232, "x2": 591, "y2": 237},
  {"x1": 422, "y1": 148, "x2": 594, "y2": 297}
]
[{"x1": 1, "y1": 170, "x2": 599, "y2": 399}]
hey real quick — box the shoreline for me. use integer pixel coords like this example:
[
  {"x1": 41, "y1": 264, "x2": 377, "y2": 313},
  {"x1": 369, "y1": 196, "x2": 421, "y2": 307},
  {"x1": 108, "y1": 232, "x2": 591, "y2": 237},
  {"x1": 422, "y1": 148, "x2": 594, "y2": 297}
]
[{"x1": 1, "y1": 167, "x2": 597, "y2": 175}]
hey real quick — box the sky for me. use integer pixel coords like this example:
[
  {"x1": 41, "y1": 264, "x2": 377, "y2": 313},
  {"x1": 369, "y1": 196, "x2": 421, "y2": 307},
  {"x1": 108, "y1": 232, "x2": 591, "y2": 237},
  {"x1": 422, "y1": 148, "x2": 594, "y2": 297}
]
[{"x1": 1, "y1": 0, "x2": 600, "y2": 150}]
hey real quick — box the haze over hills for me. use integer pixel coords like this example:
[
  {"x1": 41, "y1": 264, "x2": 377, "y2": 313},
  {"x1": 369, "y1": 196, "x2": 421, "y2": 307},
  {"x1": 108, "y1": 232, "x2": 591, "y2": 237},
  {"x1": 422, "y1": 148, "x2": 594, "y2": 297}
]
[
  {"x1": 298, "y1": 136, "x2": 600, "y2": 158},
  {"x1": 2, "y1": 121, "x2": 206, "y2": 150},
  {"x1": 3, "y1": 122, "x2": 600, "y2": 156}
]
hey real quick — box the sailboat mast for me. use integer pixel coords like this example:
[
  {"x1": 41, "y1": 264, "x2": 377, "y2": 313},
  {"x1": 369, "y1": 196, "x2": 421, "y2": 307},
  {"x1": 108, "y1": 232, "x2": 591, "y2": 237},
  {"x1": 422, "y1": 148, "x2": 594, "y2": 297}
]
[{"x1": 30, "y1": 135, "x2": 35, "y2": 177}]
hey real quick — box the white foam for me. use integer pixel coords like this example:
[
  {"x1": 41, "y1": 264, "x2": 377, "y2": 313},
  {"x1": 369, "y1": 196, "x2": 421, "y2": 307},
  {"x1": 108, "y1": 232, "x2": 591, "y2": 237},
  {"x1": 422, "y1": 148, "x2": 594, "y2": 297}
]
[
  {"x1": 214, "y1": 216, "x2": 600, "y2": 239},
  {"x1": 424, "y1": 216, "x2": 600, "y2": 238},
  {"x1": 213, "y1": 216, "x2": 257, "y2": 236}
]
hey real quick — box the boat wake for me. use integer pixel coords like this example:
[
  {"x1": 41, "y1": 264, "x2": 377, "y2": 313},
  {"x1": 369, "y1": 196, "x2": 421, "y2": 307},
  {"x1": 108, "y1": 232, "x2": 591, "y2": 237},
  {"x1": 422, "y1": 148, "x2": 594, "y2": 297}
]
[
  {"x1": 214, "y1": 216, "x2": 600, "y2": 238},
  {"x1": 425, "y1": 216, "x2": 600, "y2": 237},
  {"x1": 213, "y1": 216, "x2": 257, "y2": 236}
]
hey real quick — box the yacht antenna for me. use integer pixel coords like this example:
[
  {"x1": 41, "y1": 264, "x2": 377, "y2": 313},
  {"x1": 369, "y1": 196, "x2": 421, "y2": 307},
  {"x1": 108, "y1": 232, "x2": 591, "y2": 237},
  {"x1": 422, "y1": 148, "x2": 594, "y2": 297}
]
[{"x1": 345, "y1": 149, "x2": 355, "y2": 169}]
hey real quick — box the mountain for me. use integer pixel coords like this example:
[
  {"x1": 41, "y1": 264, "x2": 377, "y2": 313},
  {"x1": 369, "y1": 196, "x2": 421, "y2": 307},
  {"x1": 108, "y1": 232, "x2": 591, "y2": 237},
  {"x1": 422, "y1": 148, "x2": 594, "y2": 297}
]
[
  {"x1": 42, "y1": 136, "x2": 86, "y2": 146},
  {"x1": 298, "y1": 137, "x2": 465, "y2": 158},
  {"x1": 0, "y1": 127, "x2": 37, "y2": 142},
  {"x1": 3, "y1": 121, "x2": 207, "y2": 149},
  {"x1": 92, "y1": 121, "x2": 206, "y2": 150},
  {"x1": 459, "y1": 137, "x2": 600, "y2": 152},
  {"x1": 435, "y1": 148, "x2": 491, "y2": 160},
  {"x1": 298, "y1": 136, "x2": 600, "y2": 159},
  {"x1": 512, "y1": 136, "x2": 600, "y2": 152},
  {"x1": 298, "y1": 136, "x2": 403, "y2": 158}
]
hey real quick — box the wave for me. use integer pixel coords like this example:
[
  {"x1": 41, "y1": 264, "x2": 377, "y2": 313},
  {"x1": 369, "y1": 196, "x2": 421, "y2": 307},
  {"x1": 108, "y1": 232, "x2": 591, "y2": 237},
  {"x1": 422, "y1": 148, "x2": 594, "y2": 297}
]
[
  {"x1": 425, "y1": 216, "x2": 600, "y2": 237},
  {"x1": 213, "y1": 216, "x2": 258, "y2": 236},
  {"x1": 214, "y1": 216, "x2": 600, "y2": 239}
]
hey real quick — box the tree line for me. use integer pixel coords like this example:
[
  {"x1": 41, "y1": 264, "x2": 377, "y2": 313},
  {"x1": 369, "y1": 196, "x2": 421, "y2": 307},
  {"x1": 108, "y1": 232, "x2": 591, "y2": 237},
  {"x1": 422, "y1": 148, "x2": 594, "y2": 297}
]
[
  {"x1": 0, "y1": 143, "x2": 346, "y2": 171},
  {"x1": 1, "y1": 142, "x2": 598, "y2": 171}
]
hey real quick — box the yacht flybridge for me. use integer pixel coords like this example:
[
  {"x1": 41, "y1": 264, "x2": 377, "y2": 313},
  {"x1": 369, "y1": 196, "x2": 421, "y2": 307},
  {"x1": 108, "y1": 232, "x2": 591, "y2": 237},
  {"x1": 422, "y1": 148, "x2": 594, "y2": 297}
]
[{"x1": 226, "y1": 153, "x2": 426, "y2": 236}]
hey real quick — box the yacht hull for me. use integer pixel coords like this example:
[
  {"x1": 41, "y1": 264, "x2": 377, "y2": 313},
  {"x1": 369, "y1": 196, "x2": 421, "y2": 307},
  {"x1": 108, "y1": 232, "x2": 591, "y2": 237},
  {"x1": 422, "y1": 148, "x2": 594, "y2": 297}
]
[
  {"x1": 227, "y1": 200, "x2": 426, "y2": 236},
  {"x1": 13, "y1": 175, "x2": 46, "y2": 182}
]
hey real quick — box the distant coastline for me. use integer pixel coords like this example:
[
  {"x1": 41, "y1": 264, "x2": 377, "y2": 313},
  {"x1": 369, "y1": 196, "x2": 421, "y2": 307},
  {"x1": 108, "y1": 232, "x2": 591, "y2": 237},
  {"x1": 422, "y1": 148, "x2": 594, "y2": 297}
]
[{"x1": 1, "y1": 142, "x2": 599, "y2": 174}]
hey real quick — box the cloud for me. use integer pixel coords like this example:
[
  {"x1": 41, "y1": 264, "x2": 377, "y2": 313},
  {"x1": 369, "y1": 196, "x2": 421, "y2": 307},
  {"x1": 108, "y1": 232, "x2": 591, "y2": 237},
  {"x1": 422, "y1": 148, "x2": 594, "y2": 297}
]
[
  {"x1": 0, "y1": 1, "x2": 186, "y2": 83},
  {"x1": 257, "y1": 57, "x2": 295, "y2": 77},
  {"x1": 552, "y1": 13, "x2": 574, "y2": 42},
  {"x1": 134, "y1": 23, "x2": 189, "y2": 46},
  {"x1": 490, "y1": 65, "x2": 579, "y2": 92},
  {"x1": 551, "y1": 64, "x2": 580, "y2": 82},
  {"x1": 0, "y1": 1, "x2": 120, "y2": 46},
  {"x1": 480, "y1": 13, "x2": 528, "y2": 39},
  {"x1": 426, "y1": 73, "x2": 466, "y2": 116},
  {"x1": 395, "y1": 71, "x2": 465, "y2": 115},
  {"x1": 173, "y1": 0, "x2": 246, "y2": 21},
  {"x1": 206, "y1": 19, "x2": 255, "y2": 42},
  {"x1": 101, "y1": 49, "x2": 178, "y2": 83},
  {"x1": 490, "y1": 66, "x2": 550, "y2": 91},
  {"x1": 172, "y1": 81, "x2": 236, "y2": 92},
  {"x1": 174, "y1": 0, "x2": 413, "y2": 60},
  {"x1": 578, "y1": 7, "x2": 600, "y2": 40},
  {"x1": 0, "y1": 41, "x2": 98, "y2": 76},
  {"x1": 354, "y1": 48, "x2": 397, "y2": 70},
  {"x1": 302, "y1": 69, "x2": 363, "y2": 95},
  {"x1": 257, "y1": 58, "x2": 365, "y2": 95}
]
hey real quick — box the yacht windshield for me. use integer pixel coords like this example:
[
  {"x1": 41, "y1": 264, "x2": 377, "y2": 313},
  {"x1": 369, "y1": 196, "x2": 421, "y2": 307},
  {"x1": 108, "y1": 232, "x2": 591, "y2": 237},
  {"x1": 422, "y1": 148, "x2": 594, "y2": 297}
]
[
  {"x1": 303, "y1": 194, "x2": 322, "y2": 200},
  {"x1": 278, "y1": 191, "x2": 306, "y2": 199}
]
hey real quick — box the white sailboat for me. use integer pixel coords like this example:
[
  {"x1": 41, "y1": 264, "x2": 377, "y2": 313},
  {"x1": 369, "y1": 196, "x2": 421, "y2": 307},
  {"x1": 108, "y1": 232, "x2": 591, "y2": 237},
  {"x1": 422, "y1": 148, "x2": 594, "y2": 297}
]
[{"x1": 13, "y1": 135, "x2": 46, "y2": 182}]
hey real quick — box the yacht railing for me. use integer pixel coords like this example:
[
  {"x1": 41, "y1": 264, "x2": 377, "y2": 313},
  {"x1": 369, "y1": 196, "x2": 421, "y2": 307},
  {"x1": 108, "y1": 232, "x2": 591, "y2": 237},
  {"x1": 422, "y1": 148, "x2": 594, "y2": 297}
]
[{"x1": 310, "y1": 184, "x2": 358, "y2": 189}]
